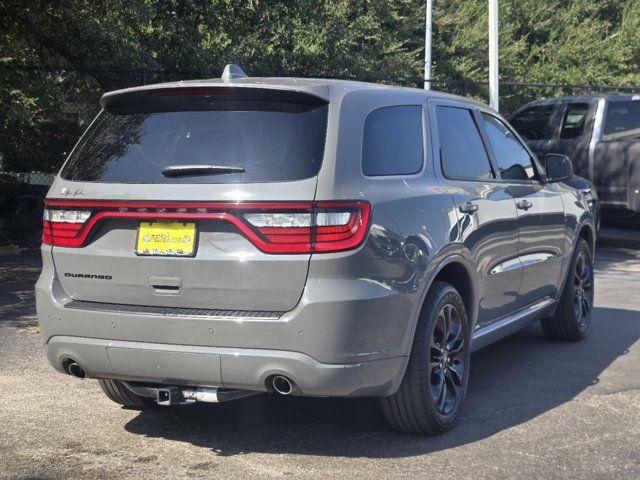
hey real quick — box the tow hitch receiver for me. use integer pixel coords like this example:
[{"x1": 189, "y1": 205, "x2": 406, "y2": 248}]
[
  {"x1": 156, "y1": 386, "x2": 256, "y2": 405},
  {"x1": 121, "y1": 382, "x2": 259, "y2": 406}
]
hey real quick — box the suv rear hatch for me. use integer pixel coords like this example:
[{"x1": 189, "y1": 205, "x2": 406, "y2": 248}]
[{"x1": 44, "y1": 86, "x2": 356, "y2": 313}]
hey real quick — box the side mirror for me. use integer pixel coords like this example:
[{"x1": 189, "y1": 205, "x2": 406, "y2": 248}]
[{"x1": 545, "y1": 154, "x2": 573, "y2": 182}]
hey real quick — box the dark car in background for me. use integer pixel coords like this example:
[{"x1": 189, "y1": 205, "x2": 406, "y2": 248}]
[
  {"x1": 510, "y1": 94, "x2": 640, "y2": 222},
  {"x1": 0, "y1": 175, "x2": 49, "y2": 248}
]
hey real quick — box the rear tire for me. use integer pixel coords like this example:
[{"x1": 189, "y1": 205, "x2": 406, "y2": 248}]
[
  {"x1": 98, "y1": 379, "x2": 157, "y2": 409},
  {"x1": 541, "y1": 238, "x2": 594, "y2": 341},
  {"x1": 381, "y1": 281, "x2": 470, "y2": 435}
]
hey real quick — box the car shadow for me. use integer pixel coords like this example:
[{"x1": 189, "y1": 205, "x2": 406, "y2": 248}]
[{"x1": 124, "y1": 305, "x2": 639, "y2": 458}]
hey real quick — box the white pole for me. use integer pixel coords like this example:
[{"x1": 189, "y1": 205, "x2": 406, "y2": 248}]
[
  {"x1": 488, "y1": 0, "x2": 499, "y2": 110},
  {"x1": 424, "y1": 0, "x2": 433, "y2": 90}
]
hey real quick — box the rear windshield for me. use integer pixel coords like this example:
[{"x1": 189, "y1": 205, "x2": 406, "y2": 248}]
[
  {"x1": 603, "y1": 100, "x2": 640, "y2": 142},
  {"x1": 61, "y1": 92, "x2": 328, "y2": 184}
]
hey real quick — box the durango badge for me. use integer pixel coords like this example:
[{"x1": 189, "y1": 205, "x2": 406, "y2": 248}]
[{"x1": 64, "y1": 273, "x2": 112, "y2": 280}]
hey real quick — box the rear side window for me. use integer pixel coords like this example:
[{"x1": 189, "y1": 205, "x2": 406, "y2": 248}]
[
  {"x1": 510, "y1": 104, "x2": 555, "y2": 140},
  {"x1": 481, "y1": 113, "x2": 537, "y2": 182},
  {"x1": 362, "y1": 106, "x2": 423, "y2": 176},
  {"x1": 560, "y1": 103, "x2": 590, "y2": 139},
  {"x1": 603, "y1": 100, "x2": 640, "y2": 142},
  {"x1": 436, "y1": 106, "x2": 493, "y2": 181},
  {"x1": 61, "y1": 91, "x2": 328, "y2": 184}
]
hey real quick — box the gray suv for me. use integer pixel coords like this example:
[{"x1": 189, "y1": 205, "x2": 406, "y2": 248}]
[{"x1": 36, "y1": 66, "x2": 596, "y2": 434}]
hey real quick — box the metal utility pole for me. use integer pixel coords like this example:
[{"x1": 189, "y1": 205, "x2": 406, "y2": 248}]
[
  {"x1": 424, "y1": 0, "x2": 433, "y2": 90},
  {"x1": 488, "y1": 0, "x2": 499, "y2": 110}
]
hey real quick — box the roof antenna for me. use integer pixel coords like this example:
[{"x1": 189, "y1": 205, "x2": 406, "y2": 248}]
[{"x1": 222, "y1": 64, "x2": 248, "y2": 82}]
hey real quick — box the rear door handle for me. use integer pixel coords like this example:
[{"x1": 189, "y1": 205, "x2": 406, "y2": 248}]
[
  {"x1": 459, "y1": 202, "x2": 479, "y2": 214},
  {"x1": 516, "y1": 199, "x2": 533, "y2": 211}
]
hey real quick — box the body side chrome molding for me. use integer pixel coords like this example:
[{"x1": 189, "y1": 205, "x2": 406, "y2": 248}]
[
  {"x1": 519, "y1": 252, "x2": 557, "y2": 268},
  {"x1": 489, "y1": 252, "x2": 557, "y2": 275}
]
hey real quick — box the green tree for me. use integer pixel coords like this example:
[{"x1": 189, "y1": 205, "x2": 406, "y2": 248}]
[
  {"x1": 0, "y1": 0, "x2": 422, "y2": 171},
  {"x1": 1, "y1": 0, "x2": 640, "y2": 172}
]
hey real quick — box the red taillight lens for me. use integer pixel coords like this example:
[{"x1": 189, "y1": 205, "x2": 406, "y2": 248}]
[
  {"x1": 42, "y1": 200, "x2": 371, "y2": 254},
  {"x1": 313, "y1": 202, "x2": 370, "y2": 252},
  {"x1": 42, "y1": 208, "x2": 92, "y2": 247},
  {"x1": 243, "y1": 202, "x2": 370, "y2": 253}
]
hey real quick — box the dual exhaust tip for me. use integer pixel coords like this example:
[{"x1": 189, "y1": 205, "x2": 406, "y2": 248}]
[
  {"x1": 64, "y1": 361, "x2": 297, "y2": 396},
  {"x1": 270, "y1": 375, "x2": 296, "y2": 396},
  {"x1": 65, "y1": 361, "x2": 87, "y2": 379}
]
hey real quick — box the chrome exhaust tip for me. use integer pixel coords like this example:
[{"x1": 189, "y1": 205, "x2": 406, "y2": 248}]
[
  {"x1": 67, "y1": 362, "x2": 87, "y2": 379},
  {"x1": 271, "y1": 375, "x2": 295, "y2": 395}
]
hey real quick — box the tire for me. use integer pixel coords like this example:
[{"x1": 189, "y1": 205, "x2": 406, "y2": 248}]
[
  {"x1": 98, "y1": 379, "x2": 157, "y2": 409},
  {"x1": 381, "y1": 281, "x2": 471, "y2": 435},
  {"x1": 541, "y1": 238, "x2": 594, "y2": 341}
]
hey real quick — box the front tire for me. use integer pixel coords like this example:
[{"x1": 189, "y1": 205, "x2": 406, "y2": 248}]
[
  {"x1": 381, "y1": 281, "x2": 470, "y2": 434},
  {"x1": 541, "y1": 238, "x2": 594, "y2": 341},
  {"x1": 98, "y1": 379, "x2": 157, "y2": 409}
]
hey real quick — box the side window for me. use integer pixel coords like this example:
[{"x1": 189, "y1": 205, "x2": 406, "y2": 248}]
[
  {"x1": 560, "y1": 103, "x2": 590, "y2": 139},
  {"x1": 603, "y1": 100, "x2": 640, "y2": 142},
  {"x1": 362, "y1": 106, "x2": 423, "y2": 176},
  {"x1": 481, "y1": 113, "x2": 538, "y2": 182},
  {"x1": 436, "y1": 106, "x2": 494, "y2": 181},
  {"x1": 510, "y1": 104, "x2": 555, "y2": 140}
]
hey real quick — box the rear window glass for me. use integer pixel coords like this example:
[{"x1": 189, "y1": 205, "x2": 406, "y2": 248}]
[
  {"x1": 510, "y1": 104, "x2": 555, "y2": 140},
  {"x1": 362, "y1": 106, "x2": 423, "y2": 176},
  {"x1": 560, "y1": 103, "x2": 589, "y2": 139},
  {"x1": 61, "y1": 95, "x2": 328, "y2": 184},
  {"x1": 603, "y1": 100, "x2": 640, "y2": 142}
]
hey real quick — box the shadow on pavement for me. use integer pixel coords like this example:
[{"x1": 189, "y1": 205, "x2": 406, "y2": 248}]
[
  {"x1": 124, "y1": 305, "x2": 639, "y2": 458},
  {"x1": 0, "y1": 253, "x2": 41, "y2": 328}
]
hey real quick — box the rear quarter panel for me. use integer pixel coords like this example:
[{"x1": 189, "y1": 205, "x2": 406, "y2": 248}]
[{"x1": 310, "y1": 89, "x2": 470, "y2": 360}]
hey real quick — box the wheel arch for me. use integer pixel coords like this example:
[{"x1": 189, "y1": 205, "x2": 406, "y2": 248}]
[
  {"x1": 551, "y1": 218, "x2": 596, "y2": 318},
  {"x1": 577, "y1": 221, "x2": 596, "y2": 256},
  {"x1": 404, "y1": 254, "x2": 479, "y2": 358}
]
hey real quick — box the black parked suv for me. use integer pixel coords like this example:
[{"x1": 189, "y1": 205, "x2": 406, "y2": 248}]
[
  {"x1": 511, "y1": 94, "x2": 640, "y2": 220},
  {"x1": 37, "y1": 68, "x2": 596, "y2": 434}
]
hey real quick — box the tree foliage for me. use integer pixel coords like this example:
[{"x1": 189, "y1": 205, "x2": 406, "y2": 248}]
[
  {"x1": 1, "y1": 0, "x2": 639, "y2": 171},
  {"x1": 431, "y1": 0, "x2": 640, "y2": 85}
]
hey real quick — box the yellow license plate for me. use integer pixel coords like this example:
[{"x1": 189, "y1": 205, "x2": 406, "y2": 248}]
[{"x1": 136, "y1": 221, "x2": 197, "y2": 257}]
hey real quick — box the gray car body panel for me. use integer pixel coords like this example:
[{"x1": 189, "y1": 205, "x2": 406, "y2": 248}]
[{"x1": 36, "y1": 77, "x2": 594, "y2": 397}]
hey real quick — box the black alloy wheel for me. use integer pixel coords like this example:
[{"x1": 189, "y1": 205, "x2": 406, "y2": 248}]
[
  {"x1": 541, "y1": 238, "x2": 594, "y2": 341},
  {"x1": 573, "y1": 249, "x2": 594, "y2": 329},
  {"x1": 430, "y1": 303, "x2": 465, "y2": 415},
  {"x1": 381, "y1": 281, "x2": 470, "y2": 434}
]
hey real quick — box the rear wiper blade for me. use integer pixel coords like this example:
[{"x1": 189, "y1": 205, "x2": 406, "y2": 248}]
[{"x1": 161, "y1": 164, "x2": 245, "y2": 177}]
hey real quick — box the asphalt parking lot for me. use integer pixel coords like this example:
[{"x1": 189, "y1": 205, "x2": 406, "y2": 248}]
[{"x1": 1, "y1": 244, "x2": 639, "y2": 480}]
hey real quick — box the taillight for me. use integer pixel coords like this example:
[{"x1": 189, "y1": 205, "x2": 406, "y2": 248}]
[
  {"x1": 42, "y1": 208, "x2": 93, "y2": 247},
  {"x1": 243, "y1": 202, "x2": 370, "y2": 253},
  {"x1": 42, "y1": 200, "x2": 371, "y2": 254}
]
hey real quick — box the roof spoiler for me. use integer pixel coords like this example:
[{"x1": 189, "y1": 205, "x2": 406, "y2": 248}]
[{"x1": 100, "y1": 86, "x2": 327, "y2": 111}]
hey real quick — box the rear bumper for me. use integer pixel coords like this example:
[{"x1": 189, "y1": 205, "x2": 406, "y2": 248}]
[
  {"x1": 45, "y1": 336, "x2": 404, "y2": 397},
  {"x1": 36, "y1": 248, "x2": 413, "y2": 397}
]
